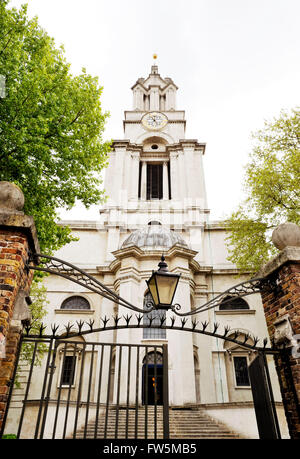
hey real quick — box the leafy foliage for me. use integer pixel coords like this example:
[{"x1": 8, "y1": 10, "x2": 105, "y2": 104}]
[
  {"x1": 0, "y1": 1, "x2": 110, "y2": 254},
  {"x1": 226, "y1": 108, "x2": 300, "y2": 274}
]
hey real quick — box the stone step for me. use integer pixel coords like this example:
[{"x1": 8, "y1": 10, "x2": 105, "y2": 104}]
[{"x1": 72, "y1": 407, "x2": 240, "y2": 439}]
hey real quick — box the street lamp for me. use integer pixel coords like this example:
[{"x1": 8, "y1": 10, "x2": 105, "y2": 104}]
[{"x1": 146, "y1": 255, "x2": 180, "y2": 310}]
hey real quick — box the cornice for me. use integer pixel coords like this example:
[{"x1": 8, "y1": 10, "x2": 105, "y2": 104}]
[
  {"x1": 123, "y1": 120, "x2": 186, "y2": 125},
  {"x1": 57, "y1": 220, "x2": 98, "y2": 230},
  {"x1": 165, "y1": 141, "x2": 206, "y2": 154},
  {"x1": 111, "y1": 140, "x2": 131, "y2": 150},
  {"x1": 112, "y1": 245, "x2": 145, "y2": 260},
  {"x1": 111, "y1": 140, "x2": 143, "y2": 153},
  {"x1": 131, "y1": 80, "x2": 178, "y2": 92},
  {"x1": 140, "y1": 154, "x2": 169, "y2": 161},
  {"x1": 179, "y1": 139, "x2": 206, "y2": 152}
]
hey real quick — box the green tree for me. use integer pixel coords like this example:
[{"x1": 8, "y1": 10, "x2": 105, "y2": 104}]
[
  {"x1": 226, "y1": 108, "x2": 300, "y2": 275},
  {"x1": 0, "y1": 1, "x2": 110, "y2": 254}
]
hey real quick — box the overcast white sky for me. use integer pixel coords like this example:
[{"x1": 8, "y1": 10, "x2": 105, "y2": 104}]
[{"x1": 9, "y1": 0, "x2": 300, "y2": 221}]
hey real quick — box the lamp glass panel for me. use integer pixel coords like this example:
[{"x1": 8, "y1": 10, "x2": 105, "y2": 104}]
[
  {"x1": 148, "y1": 276, "x2": 159, "y2": 306},
  {"x1": 156, "y1": 274, "x2": 178, "y2": 305}
]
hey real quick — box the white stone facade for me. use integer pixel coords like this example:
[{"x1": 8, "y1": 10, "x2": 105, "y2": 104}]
[{"x1": 7, "y1": 64, "x2": 289, "y2": 439}]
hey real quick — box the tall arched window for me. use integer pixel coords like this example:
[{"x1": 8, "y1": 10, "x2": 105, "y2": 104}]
[
  {"x1": 219, "y1": 296, "x2": 249, "y2": 311},
  {"x1": 143, "y1": 292, "x2": 166, "y2": 339},
  {"x1": 60, "y1": 296, "x2": 90, "y2": 310}
]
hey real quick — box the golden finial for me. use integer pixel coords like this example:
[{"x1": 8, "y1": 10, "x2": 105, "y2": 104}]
[{"x1": 153, "y1": 53, "x2": 157, "y2": 60}]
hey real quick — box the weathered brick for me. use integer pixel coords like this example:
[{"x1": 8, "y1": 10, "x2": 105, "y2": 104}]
[
  {"x1": 261, "y1": 261, "x2": 300, "y2": 439},
  {"x1": 0, "y1": 227, "x2": 36, "y2": 432}
]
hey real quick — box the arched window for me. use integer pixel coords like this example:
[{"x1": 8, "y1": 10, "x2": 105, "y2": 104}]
[
  {"x1": 219, "y1": 296, "x2": 249, "y2": 311},
  {"x1": 60, "y1": 296, "x2": 90, "y2": 310},
  {"x1": 148, "y1": 220, "x2": 161, "y2": 225},
  {"x1": 143, "y1": 292, "x2": 166, "y2": 339},
  {"x1": 143, "y1": 351, "x2": 163, "y2": 365}
]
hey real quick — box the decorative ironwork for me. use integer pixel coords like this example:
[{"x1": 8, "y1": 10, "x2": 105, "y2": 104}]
[
  {"x1": 2, "y1": 339, "x2": 169, "y2": 439},
  {"x1": 26, "y1": 252, "x2": 154, "y2": 314},
  {"x1": 26, "y1": 252, "x2": 271, "y2": 318},
  {"x1": 172, "y1": 277, "x2": 272, "y2": 317},
  {"x1": 24, "y1": 252, "x2": 281, "y2": 353},
  {"x1": 23, "y1": 314, "x2": 279, "y2": 354}
]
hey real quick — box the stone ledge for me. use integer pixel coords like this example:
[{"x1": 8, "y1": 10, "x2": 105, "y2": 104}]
[
  {"x1": 0, "y1": 213, "x2": 39, "y2": 254},
  {"x1": 215, "y1": 310, "x2": 256, "y2": 315},
  {"x1": 54, "y1": 309, "x2": 95, "y2": 315},
  {"x1": 256, "y1": 246, "x2": 300, "y2": 278},
  {"x1": 199, "y1": 401, "x2": 284, "y2": 409}
]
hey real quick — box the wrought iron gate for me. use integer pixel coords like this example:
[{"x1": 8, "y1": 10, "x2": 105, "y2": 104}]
[
  {"x1": 1, "y1": 337, "x2": 169, "y2": 439},
  {"x1": 0, "y1": 251, "x2": 292, "y2": 439},
  {"x1": 249, "y1": 353, "x2": 281, "y2": 439}
]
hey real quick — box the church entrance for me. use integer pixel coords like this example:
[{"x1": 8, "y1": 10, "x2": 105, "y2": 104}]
[
  {"x1": 142, "y1": 351, "x2": 164, "y2": 406},
  {"x1": 142, "y1": 364, "x2": 163, "y2": 405}
]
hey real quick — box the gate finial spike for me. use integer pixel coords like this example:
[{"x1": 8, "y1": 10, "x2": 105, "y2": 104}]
[
  {"x1": 51, "y1": 323, "x2": 59, "y2": 337},
  {"x1": 135, "y1": 314, "x2": 143, "y2": 325},
  {"x1": 191, "y1": 319, "x2": 198, "y2": 330},
  {"x1": 201, "y1": 320, "x2": 208, "y2": 331},
  {"x1": 113, "y1": 315, "x2": 121, "y2": 326},
  {"x1": 170, "y1": 316, "x2": 176, "y2": 328},
  {"x1": 123, "y1": 314, "x2": 132, "y2": 326},
  {"x1": 181, "y1": 318, "x2": 187, "y2": 329},
  {"x1": 76, "y1": 320, "x2": 84, "y2": 333},
  {"x1": 213, "y1": 322, "x2": 219, "y2": 333},
  {"x1": 100, "y1": 317, "x2": 108, "y2": 328}
]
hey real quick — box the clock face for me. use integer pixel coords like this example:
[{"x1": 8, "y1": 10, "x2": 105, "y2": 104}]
[{"x1": 141, "y1": 112, "x2": 168, "y2": 131}]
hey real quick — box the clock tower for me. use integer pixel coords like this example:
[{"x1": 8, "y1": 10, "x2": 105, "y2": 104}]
[{"x1": 100, "y1": 62, "x2": 208, "y2": 263}]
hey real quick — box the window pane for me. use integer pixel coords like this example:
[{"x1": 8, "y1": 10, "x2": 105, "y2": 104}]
[
  {"x1": 147, "y1": 164, "x2": 163, "y2": 200},
  {"x1": 219, "y1": 296, "x2": 249, "y2": 310},
  {"x1": 234, "y1": 356, "x2": 250, "y2": 386},
  {"x1": 143, "y1": 293, "x2": 166, "y2": 339},
  {"x1": 61, "y1": 356, "x2": 76, "y2": 385},
  {"x1": 61, "y1": 296, "x2": 90, "y2": 310}
]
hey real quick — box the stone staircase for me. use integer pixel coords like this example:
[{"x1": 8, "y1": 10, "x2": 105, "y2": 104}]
[
  {"x1": 169, "y1": 407, "x2": 240, "y2": 439},
  {"x1": 75, "y1": 406, "x2": 240, "y2": 439}
]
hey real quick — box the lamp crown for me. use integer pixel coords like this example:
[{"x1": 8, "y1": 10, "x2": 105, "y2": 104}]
[{"x1": 158, "y1": 254, "x2": 168, "y2": 272}]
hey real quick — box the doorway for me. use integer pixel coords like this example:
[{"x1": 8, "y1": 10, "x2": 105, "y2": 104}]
[
  {"x1": 142, "y1": 351, "x2": 164, "y2": 405},
  {"x1": 142, "y1": 364, "x2": 163, "y2": 405}
]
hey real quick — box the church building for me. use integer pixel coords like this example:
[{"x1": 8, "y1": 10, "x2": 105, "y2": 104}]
[{"x1": 6, "y1": 62, "x2": 289, "y2": 439}]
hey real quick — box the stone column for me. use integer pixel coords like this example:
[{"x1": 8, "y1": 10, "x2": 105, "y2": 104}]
[
  {"x1": 0, "y1": 182, "x2": 39, "y2": 433},
  {"x1": 163, "y1": 161, "x2": 169, "y2": 200},
  {"x1": 183, "y1": 145, "x2": 194, "y2": 199},
  {"x1": 113, "y1": 146, "x2": 125, "y2": 203},
  {"x1": 130, "y1": 152, "x2": 140, "y2": 200},
  {"x1": 257, "y1": 222, "x2": 300, "y2": 439},
  {"x1": 150, "y1": 88, "x2": 159, "y2": 111},
  {"x1": 169, "y1": 151, "x2": 178, "y2": 200},
  {"x1": 141, "y1": 161, "x2": 147, "y2": 201},
  {"x1": 177, "y1": 151, "x2": 186, "y2": 201}
]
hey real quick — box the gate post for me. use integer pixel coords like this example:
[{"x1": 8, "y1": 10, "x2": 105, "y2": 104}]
[
  {"x1": 0, "y1": 182, "x2": 39, "y2": 434},
  {"x1": 257, "y1": 222, "x2": 300, "y2": 439}
]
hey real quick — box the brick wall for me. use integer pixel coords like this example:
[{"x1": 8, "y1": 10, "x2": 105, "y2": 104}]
[
  {"x1": 0, "y1": 229, "x2": 34, "y2": 433},
  {"x1": 261, "y1": 261, "x2": 300, "y2": 439}
]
